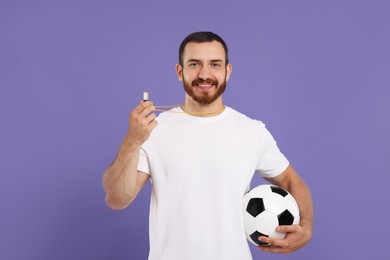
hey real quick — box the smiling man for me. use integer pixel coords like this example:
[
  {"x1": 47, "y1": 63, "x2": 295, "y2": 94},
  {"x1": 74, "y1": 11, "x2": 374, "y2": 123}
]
[{"x1": 103, "y1": 31, "x2": 313, "y2": 260}]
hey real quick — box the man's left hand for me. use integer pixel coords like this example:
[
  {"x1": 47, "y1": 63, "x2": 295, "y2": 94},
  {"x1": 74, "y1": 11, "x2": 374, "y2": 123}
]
[{"x1": 257, "y1": 224, "x2": 312, "y2": 254}]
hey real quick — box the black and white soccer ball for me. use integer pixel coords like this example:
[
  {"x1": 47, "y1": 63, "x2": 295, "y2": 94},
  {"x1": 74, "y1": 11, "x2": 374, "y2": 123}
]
[{"x1": 242, "y1": 185, "x2": 300, "y2": 246}]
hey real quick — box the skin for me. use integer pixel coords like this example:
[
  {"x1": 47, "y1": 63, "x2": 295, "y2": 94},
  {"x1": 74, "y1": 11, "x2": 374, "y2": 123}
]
[{"x1": 102, "y1": 40, "x2": 313, "y2": 254}]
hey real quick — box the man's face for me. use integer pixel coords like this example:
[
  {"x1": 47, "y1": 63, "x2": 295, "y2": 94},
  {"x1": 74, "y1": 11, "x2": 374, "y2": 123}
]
[{"x1": 176, "y1": 41, "x2": 232, "y2": 105}]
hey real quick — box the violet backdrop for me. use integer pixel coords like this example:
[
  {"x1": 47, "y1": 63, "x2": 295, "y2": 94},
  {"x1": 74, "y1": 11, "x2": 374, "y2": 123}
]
[{"x1": 1, "y1": 0, "x2": 389, "y2": 259}]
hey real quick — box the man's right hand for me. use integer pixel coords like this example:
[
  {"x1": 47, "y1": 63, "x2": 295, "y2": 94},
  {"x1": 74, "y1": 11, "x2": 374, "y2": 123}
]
[{"x1": 127, "y1": 100, "x2": 158, "y2": 145}]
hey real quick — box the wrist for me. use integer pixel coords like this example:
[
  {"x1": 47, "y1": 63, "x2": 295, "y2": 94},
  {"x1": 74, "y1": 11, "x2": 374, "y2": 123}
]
[
  {"x1": 124, "y1": 132, "x2": 143, "y2": 148},
  {"x1": 299, "y1": 218, "x2": 312, "y2": 228},
  {"x1": 299, "y1": 219, "x2": 313, "y2": 238}
]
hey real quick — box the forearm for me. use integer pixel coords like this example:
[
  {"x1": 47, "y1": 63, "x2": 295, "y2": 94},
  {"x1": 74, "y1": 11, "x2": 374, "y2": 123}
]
[
  {"x1": 285, "y1": 176, "x2": 313, "y2": 232},
  {"x1": 261, "y1": 166, "x2": 313, "y2": 252},
  {"x1": 103, "y1": 133, "x2": 141, "y2": 208}
]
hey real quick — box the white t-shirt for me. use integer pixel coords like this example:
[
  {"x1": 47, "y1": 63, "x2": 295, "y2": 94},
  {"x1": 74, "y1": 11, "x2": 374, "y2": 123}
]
[{"x1": 138, "y1": 106, "x2": 289, "y2": 260}]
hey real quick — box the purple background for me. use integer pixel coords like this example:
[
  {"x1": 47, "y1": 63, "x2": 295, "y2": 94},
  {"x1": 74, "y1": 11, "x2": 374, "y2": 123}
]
[{"x1": 1, "y1": 1, "x2": 389, "y2": 259}]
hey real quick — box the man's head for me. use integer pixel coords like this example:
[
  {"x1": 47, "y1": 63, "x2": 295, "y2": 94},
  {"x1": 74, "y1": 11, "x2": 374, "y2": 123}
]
[{"x1": 176, "y1": 31, "x2": 232, "y2": 105}]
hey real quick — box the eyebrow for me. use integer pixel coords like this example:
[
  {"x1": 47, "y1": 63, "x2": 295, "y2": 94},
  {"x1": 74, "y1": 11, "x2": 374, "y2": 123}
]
[
  {"x1": 186, "y1": 59, "x2": 201, "y2": 64},
  {"x1": 185, "y1": 59, "x2": 224, "y2": 64}
]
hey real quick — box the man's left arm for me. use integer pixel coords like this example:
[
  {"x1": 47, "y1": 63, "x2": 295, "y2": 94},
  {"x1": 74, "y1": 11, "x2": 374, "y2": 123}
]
[{"x1": 259, "y1": 164, "x2": 313, "y2": 253}]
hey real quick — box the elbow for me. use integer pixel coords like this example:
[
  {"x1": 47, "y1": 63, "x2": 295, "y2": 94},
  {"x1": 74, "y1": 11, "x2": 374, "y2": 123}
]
[
  {"x1": 105, "y1": 199, "x2": 128, "y2": 210},
  {"x1": 105, "y1": 192, "x2": 135, "y2": 210}
]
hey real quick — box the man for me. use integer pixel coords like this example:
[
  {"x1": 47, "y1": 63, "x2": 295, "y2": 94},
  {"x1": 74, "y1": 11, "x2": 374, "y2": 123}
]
[{"x1": 103, "y1": 31, "x2": 313, "y2": 259}]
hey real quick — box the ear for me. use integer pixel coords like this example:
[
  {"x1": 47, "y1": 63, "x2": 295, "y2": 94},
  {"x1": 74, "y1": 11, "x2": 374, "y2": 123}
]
[
  {"x1": 225, "y1": 63, "x2": 233, "y2": 81},
  {"x1": 176, "y1": 64, "x2": 183, "y2": 82}
]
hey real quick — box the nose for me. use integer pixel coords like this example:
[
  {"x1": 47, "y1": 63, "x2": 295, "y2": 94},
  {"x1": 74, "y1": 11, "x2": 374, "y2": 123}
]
[{"x1": 198, "y1": 65, "x2": 211, "y2": 80}]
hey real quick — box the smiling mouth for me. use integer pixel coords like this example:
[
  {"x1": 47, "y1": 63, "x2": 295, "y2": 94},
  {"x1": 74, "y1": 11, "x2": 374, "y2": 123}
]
[
  {"x1": 193, "y1": 79, "x2": 217, "y2": 90},
  {"x1": 195, "y1": 83, "x2": 214, "y2": 88}
]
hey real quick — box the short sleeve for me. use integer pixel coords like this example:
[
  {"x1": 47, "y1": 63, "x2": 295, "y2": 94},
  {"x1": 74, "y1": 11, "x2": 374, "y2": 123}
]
[
  {"x1": 256, "y1": 127, "x2": 289, "y2": 178},
  {"x1": 137, "y1": 147, "x2": 151, "y2": 175}
]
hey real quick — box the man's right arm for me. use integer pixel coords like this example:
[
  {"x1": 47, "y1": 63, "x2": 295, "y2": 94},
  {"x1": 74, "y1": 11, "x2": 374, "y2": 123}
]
[{"x1": 102, "y1": 101, "x2": 157, "y2": 210}]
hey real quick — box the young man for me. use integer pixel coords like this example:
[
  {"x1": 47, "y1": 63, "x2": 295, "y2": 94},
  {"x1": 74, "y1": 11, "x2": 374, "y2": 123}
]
[{"x1": 103, "y1": 31, "x2": 313, "y2": 259}]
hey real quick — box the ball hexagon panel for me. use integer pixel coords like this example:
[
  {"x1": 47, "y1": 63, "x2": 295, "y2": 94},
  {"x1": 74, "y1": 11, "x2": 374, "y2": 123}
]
[
  {"x1": 262, "y1": 192, "x2": 288, "y2": 215},
  {"x1": 248, "y1": 185, "x2": 271, "y2": 198},
  {"x1": 243, "y1": 211, "x2": 257, "y2": 238},
  {"x1": 255, "y1": 211, "x2": 279, "y2": 235}
]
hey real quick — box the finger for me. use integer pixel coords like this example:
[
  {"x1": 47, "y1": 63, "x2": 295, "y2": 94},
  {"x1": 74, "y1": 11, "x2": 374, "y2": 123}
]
[
  {"x1": 259, "y1": 235, "x2": 287, "y2": 249},
  {"x1": 257, "y1": 236, "x2": 271, "y2": 247},
  {"x1": 145, "y1": 112, "x2": 157, "y2": 124},
  {"x1": 277, "y1": 225, "x2": 299, "y2": 233},
  {"x1": 143, "y1": 106, "x2": 156, "y2": 118},
  {"x1": 134, "y1": 100, "x2": 153, "y2": 114},
  {"x1": 257, "y1": 236, "x2": 291, "y2": 254},
  {"x1": 148, "y1": 118, "x2": 158, "y2": 130},
  {"x1": 138, "y1": 105, "x2": 156, "y2": 118},
  {"x1": 258, "y1": 236, "x2": 276, "y2": 247}
]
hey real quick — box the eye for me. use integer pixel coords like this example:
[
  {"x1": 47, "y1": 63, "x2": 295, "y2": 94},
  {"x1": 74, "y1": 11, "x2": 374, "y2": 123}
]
[
  {"x1": 211, "y1": 63, "x2": 222, "y2": 68},
  {"x1": 189, "y1": 62, "x2": 199, "y2": 67}
]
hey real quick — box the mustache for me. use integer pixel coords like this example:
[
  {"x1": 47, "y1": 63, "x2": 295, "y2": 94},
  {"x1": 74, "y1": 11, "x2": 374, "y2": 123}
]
[{"x1": 191, "y1": 78, "x2": 218, "y2": 86}]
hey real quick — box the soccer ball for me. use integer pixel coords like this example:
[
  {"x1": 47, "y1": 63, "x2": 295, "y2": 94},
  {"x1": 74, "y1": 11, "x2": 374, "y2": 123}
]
[{"x1": 242, "y1": 185, "x2": 300, "y2": 246}]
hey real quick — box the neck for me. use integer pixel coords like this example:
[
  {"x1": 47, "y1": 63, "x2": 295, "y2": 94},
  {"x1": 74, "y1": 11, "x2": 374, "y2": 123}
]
[{"x1": 182, "y1": 95, "x2": 225, "y2": 117}]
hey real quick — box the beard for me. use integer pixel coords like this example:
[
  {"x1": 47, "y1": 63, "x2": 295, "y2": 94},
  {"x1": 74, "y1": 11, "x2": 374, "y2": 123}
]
[{"x1": 182, "y1": 74, "x2": 227, "y2": 105}]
